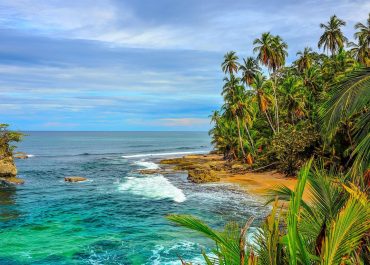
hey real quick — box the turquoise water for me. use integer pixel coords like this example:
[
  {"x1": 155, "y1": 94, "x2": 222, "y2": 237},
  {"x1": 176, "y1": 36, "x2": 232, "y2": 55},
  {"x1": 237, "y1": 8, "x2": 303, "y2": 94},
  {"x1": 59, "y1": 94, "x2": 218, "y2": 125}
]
[{"x1": 0, "y1": 132, "x2": 268, "y2": 264}]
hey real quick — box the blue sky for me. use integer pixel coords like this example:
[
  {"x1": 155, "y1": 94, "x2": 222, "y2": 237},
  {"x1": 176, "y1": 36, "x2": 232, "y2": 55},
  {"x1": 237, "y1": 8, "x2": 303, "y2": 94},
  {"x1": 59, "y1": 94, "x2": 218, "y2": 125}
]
[{"x1": 0, "y1": 0, "x2": 368, "y2": 131}]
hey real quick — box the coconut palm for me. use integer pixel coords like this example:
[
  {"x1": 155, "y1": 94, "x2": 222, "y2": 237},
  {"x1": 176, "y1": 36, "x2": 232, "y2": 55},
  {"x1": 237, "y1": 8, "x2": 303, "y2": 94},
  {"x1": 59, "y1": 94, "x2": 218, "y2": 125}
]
[
  {"x1": 239, "y1": 57, "x2": 261, "y2": 86},
  {"x1": 318, "y1": 15, "x2": 348, "y2": 56},
  {"x1": 279, "y1": 76, "x2": 307, "y2": 123},
  {"x1": 252, "y1": 73, "x2": 275, "y2": 133},
  {"x1": 222, "y1": 75, "x2": 241, "y2": 98},
  {"x1": 222, "y1": 51, "x2": 240, "y2": 76},
  {"x1": 354, "y1": 13, "x2": 370, "y2": 45},
  {"x1": 253, "y1": 33, "x2": 288, "y2": 132},
  {"x1": 349, "y1": 14, "x2": 370, "y2": 66},
  {"x1": 295, "y1": 47, "x2": 315, "y2": 72},
  {"x1": 320, "y1": 67, "x2": 370, "y2": 183}
]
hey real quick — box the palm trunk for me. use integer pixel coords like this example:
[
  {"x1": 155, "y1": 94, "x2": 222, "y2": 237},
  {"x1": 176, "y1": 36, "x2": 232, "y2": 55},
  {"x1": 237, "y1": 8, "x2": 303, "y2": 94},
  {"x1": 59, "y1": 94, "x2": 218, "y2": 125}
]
[
  {"x1": 272, "y1": 74, "x2": 280, "y2": 133},
  {"x1": 244, "y1": 124, "x2": 255, "y2": 154},
  {"x1": 265, "y1": 111, "x2": 276, "y2": 133},
  {"x1": 236, "y1": 115, "x2": 246, "y2": 160}
]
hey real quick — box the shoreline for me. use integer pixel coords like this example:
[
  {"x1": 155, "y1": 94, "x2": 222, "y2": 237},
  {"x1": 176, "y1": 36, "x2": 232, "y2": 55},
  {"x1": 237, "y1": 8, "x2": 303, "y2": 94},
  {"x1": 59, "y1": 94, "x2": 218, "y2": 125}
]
[{"x1": 159, "y1": 153, "x2": 299, "y2": 199}]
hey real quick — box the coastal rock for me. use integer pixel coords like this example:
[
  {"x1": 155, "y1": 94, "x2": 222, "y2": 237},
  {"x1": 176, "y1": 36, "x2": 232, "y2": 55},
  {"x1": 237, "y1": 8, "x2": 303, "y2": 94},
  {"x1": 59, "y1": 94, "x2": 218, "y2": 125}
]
[
  {"x1": 188, "y1": 168, "x2": 220, "y2": 183},
  {"x1": 0, "y1": 155, "x2": 17, "y2": 178},
  {"x1": 64, "y1": 176, "x2": 87, "y2": 182},
  {"x1": 136, "y1": 169, "x2": 172, "y2": 175},
  {"x1": 14, "y1": 152, "x2": 29, "y2": 159},
  {"x1": 0, "y1": 177, "x2": 25, "y2": 185}
]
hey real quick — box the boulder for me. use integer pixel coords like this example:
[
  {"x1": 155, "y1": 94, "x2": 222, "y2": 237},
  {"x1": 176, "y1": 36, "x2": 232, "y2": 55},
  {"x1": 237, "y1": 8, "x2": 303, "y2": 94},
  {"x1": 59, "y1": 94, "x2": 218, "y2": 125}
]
[{"x1": 64, "y1": 176, "x2": 87, "y2": 182}]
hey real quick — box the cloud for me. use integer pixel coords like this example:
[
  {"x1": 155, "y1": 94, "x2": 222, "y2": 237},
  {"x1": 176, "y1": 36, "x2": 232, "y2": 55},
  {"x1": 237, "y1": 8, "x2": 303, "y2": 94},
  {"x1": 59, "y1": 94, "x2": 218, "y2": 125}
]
[
  {"x1": 0, "y1": 0, "x2": 368, "y2": 130},
  {"x1": 155, "y1": 118, "x2": 210, "y2": 127}
]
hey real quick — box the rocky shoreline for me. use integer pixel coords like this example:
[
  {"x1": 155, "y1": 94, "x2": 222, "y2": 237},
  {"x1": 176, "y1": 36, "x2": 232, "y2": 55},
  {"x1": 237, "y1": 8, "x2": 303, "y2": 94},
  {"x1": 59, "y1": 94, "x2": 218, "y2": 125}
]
[
  {"x1": 0, "y1": 153, "x2": 24, "y2": 185},
  {"x1": 158, "y1": 153, "x2": 299, "y2": 198}
]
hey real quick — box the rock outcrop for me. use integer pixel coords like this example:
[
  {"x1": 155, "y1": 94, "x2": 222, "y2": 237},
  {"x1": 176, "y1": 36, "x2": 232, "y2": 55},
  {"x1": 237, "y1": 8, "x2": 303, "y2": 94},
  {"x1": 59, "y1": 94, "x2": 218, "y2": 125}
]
[
  {"x1": 0, "y1": 151, "x2": 24, "y2": 185},
  {"x1": 0, "y1": 155, "x2": 17, "y2": 178},
  {"x1": 64, "y1": 176, "x2": 87, "y2": 182}
]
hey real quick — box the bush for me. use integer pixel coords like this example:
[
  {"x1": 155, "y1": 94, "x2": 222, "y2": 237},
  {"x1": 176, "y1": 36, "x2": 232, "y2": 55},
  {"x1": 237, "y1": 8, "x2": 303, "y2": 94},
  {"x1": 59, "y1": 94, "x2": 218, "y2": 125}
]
[{"x1": 269, "y1": 123, "x2": 319, "y2": 175}]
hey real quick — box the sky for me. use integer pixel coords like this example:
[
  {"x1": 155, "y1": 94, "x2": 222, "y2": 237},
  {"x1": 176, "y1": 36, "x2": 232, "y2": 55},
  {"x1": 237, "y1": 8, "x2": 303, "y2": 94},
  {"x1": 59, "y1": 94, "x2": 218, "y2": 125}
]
[{"x1": 0, "y1": 0, "x2": 369, "y2": 131}]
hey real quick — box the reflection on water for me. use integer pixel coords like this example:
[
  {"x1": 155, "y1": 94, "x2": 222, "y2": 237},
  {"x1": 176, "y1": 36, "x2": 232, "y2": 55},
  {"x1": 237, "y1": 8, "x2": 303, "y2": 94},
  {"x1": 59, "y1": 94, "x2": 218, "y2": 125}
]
[{"x1": 0, "y1": 186, "x2": 20, "y2": 221}]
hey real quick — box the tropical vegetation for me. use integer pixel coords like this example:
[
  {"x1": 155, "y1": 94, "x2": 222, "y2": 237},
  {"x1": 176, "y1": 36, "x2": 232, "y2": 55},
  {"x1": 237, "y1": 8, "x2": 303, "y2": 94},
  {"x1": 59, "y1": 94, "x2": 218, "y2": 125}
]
[
  {"x1": 168, "y1": 14, "x2": 370, "y2": 264},
  {"x1": 0, "y1": 124, "x2": 23, "y2": 158}
]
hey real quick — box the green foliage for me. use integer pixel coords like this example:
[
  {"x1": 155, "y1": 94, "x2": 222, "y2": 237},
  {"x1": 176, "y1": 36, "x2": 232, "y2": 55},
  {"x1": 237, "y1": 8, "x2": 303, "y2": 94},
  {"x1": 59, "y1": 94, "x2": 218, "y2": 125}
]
[
  {"x1": 0, "y1": 124, "x2": 24, "y2": 155},
  {"x1": 209, "y1": 14, "x2": 369, "y2": 179},
  {"x1": 173, "y1": 15, "x2": 370, "y2": 265},
  {"x1": 320, "y1": 67, "x2": 370, "y2": 181},
  {"x1": 269, "y1": 123, "x2": 319, "y2": 176},
  {"x1": 168, "y1": 162, "x2": 370, "y2": 265}
]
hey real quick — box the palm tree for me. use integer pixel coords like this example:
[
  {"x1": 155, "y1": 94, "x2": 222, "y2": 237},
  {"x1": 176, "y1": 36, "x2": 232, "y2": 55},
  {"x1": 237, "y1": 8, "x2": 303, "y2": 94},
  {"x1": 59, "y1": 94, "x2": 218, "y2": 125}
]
[
  {"x1": 320, "y1": 67, "x2": 370, "y2": 183},
  {"x1": 353, "y1": 13, "x2": 370, "y2": 45},
  {"x1": 252, "y1": 73, "x2": 275, "y2": 133},
  {"x1": 239, "y1": 57, "x2": 261, "y2": 86},
  {"x1": 318, "y1": 15, "x2": 348, "y2": 56},
  {"x1": 224, "y1": 86, "x2": 249, "y2": 161},
  {"x1": 279, "y1": 77, "x2": 307, "y2": 123},
  {"x1": 253, "y1": 33, "x2": 288, "y2": 132},
  {"x1": 222, "y1": 75, "x2": 241, "y2": 98},
  {"x1": 349, "y1": 14, "x2": 370, "y2": 66},
  {"x1": 222, "y1": 51, "x2": 240, "y2": 76},
  {"x1": 295, "y1": 47, "x2": 315, "y2": 72}
]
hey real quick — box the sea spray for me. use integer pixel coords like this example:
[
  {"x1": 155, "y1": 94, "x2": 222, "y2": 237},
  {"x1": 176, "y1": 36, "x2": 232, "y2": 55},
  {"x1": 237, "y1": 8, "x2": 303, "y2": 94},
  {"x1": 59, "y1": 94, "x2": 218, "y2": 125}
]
[{"x1": 119, "y1": 175, "x2": 186, "y2": 203}]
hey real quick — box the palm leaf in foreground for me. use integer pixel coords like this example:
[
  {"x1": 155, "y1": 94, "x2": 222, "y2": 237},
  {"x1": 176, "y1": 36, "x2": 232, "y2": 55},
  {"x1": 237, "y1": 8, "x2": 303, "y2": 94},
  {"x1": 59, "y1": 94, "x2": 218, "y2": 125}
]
[
  {"x1": 167, "y1": 214, "x2": 254, "y2": 264},
  {"x1": 321, "y1": 184, "x2": 370, "y2": 265}
]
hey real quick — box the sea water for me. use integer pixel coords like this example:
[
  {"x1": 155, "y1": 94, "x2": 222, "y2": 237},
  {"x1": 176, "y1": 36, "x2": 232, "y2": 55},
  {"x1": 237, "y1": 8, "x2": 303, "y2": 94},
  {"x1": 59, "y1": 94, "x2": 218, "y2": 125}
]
[{"x1": 0, "y1": 132, "x2": 269, "y2": 264}]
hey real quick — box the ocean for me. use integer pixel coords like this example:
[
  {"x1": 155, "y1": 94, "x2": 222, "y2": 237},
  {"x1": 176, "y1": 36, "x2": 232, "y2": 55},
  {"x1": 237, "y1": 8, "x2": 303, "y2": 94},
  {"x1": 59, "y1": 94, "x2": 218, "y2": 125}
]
[{"x1": 0, "y1": 132, "x2": 269, "y2": 264}]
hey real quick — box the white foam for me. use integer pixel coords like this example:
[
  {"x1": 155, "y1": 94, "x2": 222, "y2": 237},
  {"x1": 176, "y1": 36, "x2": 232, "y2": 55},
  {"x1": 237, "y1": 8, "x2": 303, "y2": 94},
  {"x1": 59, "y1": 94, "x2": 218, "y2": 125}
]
[
  {"x1": 26, "y1": 154, "x2": 35, "y2": 158},
  {"x1": 119, "y1": 174, "x2": 186, "y2": 203},
  {"x1": 122, "y1": 150, "x2": 207, "y2": 158},
  {"x1": 134, "y1": 161, "x2": 160, "y2": 170}
]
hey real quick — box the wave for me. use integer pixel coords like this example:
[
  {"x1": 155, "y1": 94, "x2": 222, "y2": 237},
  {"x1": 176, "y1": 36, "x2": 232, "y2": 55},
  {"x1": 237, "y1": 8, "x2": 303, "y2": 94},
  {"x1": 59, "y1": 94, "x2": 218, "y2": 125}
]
[
  {"x1": 149, "y1": 241, "x2": 205, "y2": 265},
  {"x1": 119, "y1": 175, "x2": 186, "y2": 203},
  {"x1": 134, "y1": 161, "x2": 160, "y2": 170},
  {"x1": 121, "y1": 150, "x2": 208, "y2": 158},
  {"x1": 26, "y1": 154, "x2": 35, "y2": 158}
]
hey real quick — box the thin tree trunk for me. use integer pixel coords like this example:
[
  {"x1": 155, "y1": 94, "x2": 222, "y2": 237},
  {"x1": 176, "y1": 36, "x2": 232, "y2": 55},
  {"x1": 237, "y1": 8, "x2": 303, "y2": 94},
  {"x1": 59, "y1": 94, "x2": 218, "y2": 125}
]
[
  {"x1": 244, "y1": 124, "x2": 255, "y2": 154},
  {"x1": 236, "y1": 115, "x2": 246, "y2": 160},
  {"x1": 264, "y1": 111, "x2": 276, "y2": 133},
  {"x1": 272, "y1": 74, "x2": 280, "y2": 132}
]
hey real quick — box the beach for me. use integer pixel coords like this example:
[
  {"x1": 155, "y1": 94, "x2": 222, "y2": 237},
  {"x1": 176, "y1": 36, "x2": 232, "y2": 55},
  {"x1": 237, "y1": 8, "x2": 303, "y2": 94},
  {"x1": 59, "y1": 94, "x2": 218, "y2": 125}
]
[{"x1": 159, "y1": 153, "x2": 298, "y2": 199}]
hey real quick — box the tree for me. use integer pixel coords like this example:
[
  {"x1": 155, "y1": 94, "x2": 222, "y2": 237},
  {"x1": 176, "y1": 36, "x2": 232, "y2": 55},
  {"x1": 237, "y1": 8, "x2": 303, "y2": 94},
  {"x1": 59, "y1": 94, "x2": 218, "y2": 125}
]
[
  {"x1": 318, "y1": 15, "x2": 348, "y2": 56},
  {"x1": 0, "y1": 124, "x2": 23, "y2": 157},
  {"x1": 349, "y1": 14, "x2": 370, "y2": 66},
  {"x1": 239, "y1": 57, "x2": 261, "y2": 86},
  {"x1": 253, "y1": 33, "x2": 288, "y2": 132},
  {"x1": 295, "y1": 47, "x2": 315, "y2": 72},
  {"x1": 279, "y1": 76, "x2": 307, "y2": 124},
  {"x1": 252, "y1": 73, "x2": 275, "y2": 133},
  {"x1": 222, "y1": 51, "x2": 240, "y2": 76}
]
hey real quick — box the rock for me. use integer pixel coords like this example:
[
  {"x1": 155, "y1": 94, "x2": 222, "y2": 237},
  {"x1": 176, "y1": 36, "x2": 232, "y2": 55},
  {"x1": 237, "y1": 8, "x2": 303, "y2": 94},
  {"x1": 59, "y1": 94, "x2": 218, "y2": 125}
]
[
  {"x1": 64, "y1": 176, "x2": 87, "y2": 182},
  {"x1": 14, "y1": 152, "x2": 29, "y2": 159},
  {"x1": 0, "y1": 177, "x2": 25, "y2": 185},
  {"x1": 136, "y1": 169, "x2": 160, "y2": 174},
  {"x1": 0, "y1": 155, "x2": 17, "y2": 178},
  {"x1": 188, "y1": 168, "x2": 220, "y2": 183}
]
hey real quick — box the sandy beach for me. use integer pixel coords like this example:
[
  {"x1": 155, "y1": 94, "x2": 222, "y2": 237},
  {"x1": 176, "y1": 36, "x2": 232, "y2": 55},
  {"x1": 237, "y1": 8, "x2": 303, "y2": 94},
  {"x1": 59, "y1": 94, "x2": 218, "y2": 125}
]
[{"x1": 160, "y1": 153, "x2": 299, "y2": 199}]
